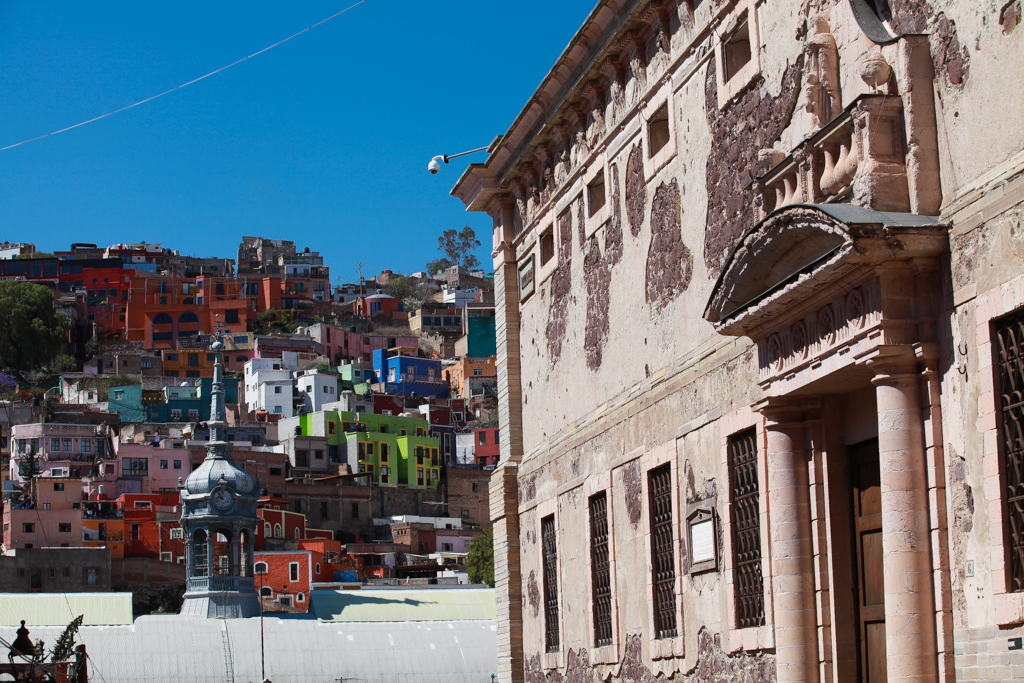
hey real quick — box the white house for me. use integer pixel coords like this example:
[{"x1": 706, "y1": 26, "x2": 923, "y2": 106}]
[
  {"x1": 243, "y1": 359, "x2": 294, "y2": 418},
  {"x1": 297, "y1": 370, "x2": 339, "y2": 414}
]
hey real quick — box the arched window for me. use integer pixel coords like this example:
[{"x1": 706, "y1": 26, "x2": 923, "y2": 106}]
[
  {"x1": 264, "y1": 522, "x2": 271, "y2": 536},
  {"x1": 182, "y1": 297, "x2": 194, "y2": 305},
  {"x1": 192, "y1": 529, "x2": 208, "y2": 577},
  {"x1": 297, "y1": 592, "x2": 305, "y2": 603},
  {"x1": 260, "y1": 586, "x2": 273, "y2": 598},
  {"x1": 274, "y1": 523, "x2": 283, "y2": 538},
  {"x1": 315, "y1": 562, "x2": 321, "y2": 575},
  {"x1": 178, "y1": 312, "x2": 201, "y2": 338},
  {"x1": 212, "y1": 529, "x2": 232, "y2": 576},
  {"x1": 238, "y1": 529, "x2": 251, "y2": 577},
  {"x1": 152, "y1": 313, "x2": 174, "y2": 343},
  {"x1": 254, "y1": 562, "x2": 268, "y2": 575},
  {"x1": 294, "y1": 527, "x2": 300, "y2": 540}
]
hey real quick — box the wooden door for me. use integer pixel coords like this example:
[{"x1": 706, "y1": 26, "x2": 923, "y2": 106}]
[{"x1": 851, "y1": 440, "x2": 887, "y2": 683}]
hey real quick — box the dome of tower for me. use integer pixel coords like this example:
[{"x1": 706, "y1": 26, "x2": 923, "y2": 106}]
[{"x1": 184, "y1": 454, "x2": 255, "y2": 495}]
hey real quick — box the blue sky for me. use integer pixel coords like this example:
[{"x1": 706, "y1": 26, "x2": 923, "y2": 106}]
[{"x1": 0, "y1": 1, "x2": 593, "y2": 283}]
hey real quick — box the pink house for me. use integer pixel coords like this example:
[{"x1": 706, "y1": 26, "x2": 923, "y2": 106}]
[
  {"x1": 298, "y1": 322, "x2": 418, "y2": 369},
  {"x1": 115, "y1": 442, "x2": 189, "y2": 494},
  {"x1": 2, "y1": 477, "x2": 83, "y2": 550},
  {"x1": 9, "y1": 423, "x2": 111, "y2": 483}
]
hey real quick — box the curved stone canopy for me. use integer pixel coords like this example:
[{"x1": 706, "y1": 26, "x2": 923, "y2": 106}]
[
  {"x1": 704, "y1": 203, "x2": 945, "y2": 329},
  {"x1": 184, "y1": 452, "x2": 255, "y2": 496}
]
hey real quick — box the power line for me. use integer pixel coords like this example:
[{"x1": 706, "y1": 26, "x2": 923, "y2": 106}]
[{"x1": 0, "y1": 1, "x2": 369, "y2": 153}]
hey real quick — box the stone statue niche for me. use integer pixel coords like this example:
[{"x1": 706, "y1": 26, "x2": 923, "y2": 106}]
[{"x1": 803, "y1": 16, "x2": 841, "y2": 130}]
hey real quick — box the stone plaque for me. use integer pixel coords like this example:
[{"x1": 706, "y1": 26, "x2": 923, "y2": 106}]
[
  {"x1": 687, "y1": 507, "x2": 718, "y2": 574},
  {"x1": 519, "y1": 255, "x2": 535, "y2": 301}
]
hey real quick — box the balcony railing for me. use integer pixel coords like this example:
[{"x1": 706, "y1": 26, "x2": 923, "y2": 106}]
[{"x1": 187, "y1": 576, "x2": 255, "y2": 593}]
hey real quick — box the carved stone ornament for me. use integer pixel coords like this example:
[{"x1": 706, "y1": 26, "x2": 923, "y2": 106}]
[{"x1": 802, "y1": 15, "x2": 841, "y2": 129}]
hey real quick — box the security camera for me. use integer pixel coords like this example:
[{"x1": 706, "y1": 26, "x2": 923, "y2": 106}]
[{"x1": 428, "y1": 158, "x2": 441, "y2": 174}]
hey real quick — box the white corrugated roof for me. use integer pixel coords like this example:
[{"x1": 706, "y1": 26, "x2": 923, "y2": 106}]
[{"x1": 1, "y1": 613, "x2": 497, "y2": 682}]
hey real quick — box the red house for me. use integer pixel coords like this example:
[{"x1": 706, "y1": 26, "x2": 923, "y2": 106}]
[
  {"x1": 473, "y1": 427, "x2": 500, "y2": 468},
  {"x1": 119, "y1": 492, "x2": 185, "y2": 563}
]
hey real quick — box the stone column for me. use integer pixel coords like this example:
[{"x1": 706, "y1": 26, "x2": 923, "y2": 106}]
[
  {"x1": 870, "y1": 354, "x2": 938, "y2": 683},
  {"x1": 761, "y1": 400, "x2": 820, "y2": 683}
]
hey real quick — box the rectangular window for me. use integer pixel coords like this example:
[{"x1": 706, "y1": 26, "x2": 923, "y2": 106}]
[
  {"x1": 328, "y1": 421, "x2": 336, "y2": 435},
  {"x1": 351, "y1": 502, "x2": 359, "y2": 519},
  {"x1": 53, "y1": 483, "x2": 65, "y2": 492},
  {"x1": 648, "y1": 103, "x2": 670, "y2": 157},
  {"x1": 539, "y1": 227, "x2": 555, "y2": 266},
  {"x1": 63, "y1": 438, "x2": 73, "y2": 452},
  {"x1": 588, "y1": 171, "x2": 606, "y2": 217},
  {"x1": 188, "y1": 354, "x2": 199, "y2": 367},
  {"x1": 173, "y1": 460, "x2": 181, "y2": 469},
  {"x1": 321, "y1": 502, "x2": 330, "y2": 519},
  {"x1": 542, "y1": 515, "x2": 560, "y2": 653},
  {"x1": 85, "y1": 568, "x2": 98, "y2": 586},
  {"x1": 141, "y1": 359, "x2": 152, "y2": 369},
  {"x1": 59, "y1": 523, "x2": 72, "y2": 533},
  {"x1": 649, "y1": 464, "x2": 677, "y2": 639},
  {"x1": 50, "y1": 438, "x2": 60, "y2": 451},
  {"x1": 170, "y1": 528, "x2": 183, "y2": 539},
  {"x1": 81, "y1": 439, "x2": 91, "y2": 453},
  {"x1": 380, "y1": 442, "x2": 389, "y2": 463},
  {"x1": 288, "y1": 562, "x2": 299, "y2": 582},
  {"x1": 995, "y1": 310, "x2": 1024, "y2": 592},
  {"x1": 417, "y1": 467, "x2": 424, "y2": 486},
  {"x1": 23, "y1": 523, "x2": 35, "y2": 533},
  {"x1": 589, "y1": 491, "x2": 612, "y2": 647},
  {"x1": 130, "y1": 523, "x2": 140, "y2": 541},
  {"x1": 729, "y1": 428, "x2": 765, "y2": 626},
  {"x1": 479, "y1": 431, "x2": 486, "y2": 445},
  {"x1": 724, "y1": 15, "x2": 752, "y2": 81}
]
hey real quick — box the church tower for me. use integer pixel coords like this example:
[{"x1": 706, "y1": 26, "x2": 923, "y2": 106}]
[{"x1": 179, "y1": 332, "x2": 260, "y2": 618}]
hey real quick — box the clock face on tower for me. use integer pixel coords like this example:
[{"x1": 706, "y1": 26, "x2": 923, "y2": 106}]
[{"x1": 211, "y1": 489, "x2": 233, "y2": 512}]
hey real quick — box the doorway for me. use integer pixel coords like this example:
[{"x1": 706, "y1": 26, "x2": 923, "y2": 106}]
[{"x1": 850, "y1": 439, "x2": 887, "y2": 683}]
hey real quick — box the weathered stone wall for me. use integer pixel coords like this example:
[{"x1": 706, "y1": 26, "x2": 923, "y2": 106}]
[{"x1": 452, "y1": 0, "x2": 1024, "y2": 681}]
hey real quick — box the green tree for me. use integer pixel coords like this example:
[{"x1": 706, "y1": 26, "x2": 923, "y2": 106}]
[
  {"x1": 424, "y1": 257, "x2": 452, "y2": 276},
  {"x1": 436, "y1": 227, "x2": 481, "y2": 271},
  {"x1": 382, "y1": 274, "x2": 409, "y2": 301},
  {"x1": 14, "y1": 252, "x2": 55, "y2": 260},
  {"x1": 0, "y1": 282, "x2": 69, "y2": 377},
  {"x1": 467, "y1": 528, "x2": 495, "y2": 587},
  {"x1": 48, "y1": 355, "x2": 78, "y2": 374},
  {"x1": 49, "y1": 614, "x2": 84, "y2": 664}
]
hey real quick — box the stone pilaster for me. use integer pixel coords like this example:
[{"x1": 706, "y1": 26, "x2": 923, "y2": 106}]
[
  {"x1": 760, "y1": 399, "x2": 820, "y2": 683},
  {"x1": 869, "y1": 351, "x2": 939, "y2": 683},
  {"x1": 491, "y1": 196, "x2": 525, "y2": 683}
]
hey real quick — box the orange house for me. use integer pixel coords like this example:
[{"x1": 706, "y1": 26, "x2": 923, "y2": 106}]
[{"x1": 125, "y1": 274, "x2": 262, "y2": 349}]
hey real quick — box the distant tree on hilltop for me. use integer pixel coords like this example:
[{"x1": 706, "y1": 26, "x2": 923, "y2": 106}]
[
  {"x1": 0, "y1": 281, "x2": 69, "y2": 378},
  {"x1": 435, "y1": 226, "x2": 481, "y2": 271}
]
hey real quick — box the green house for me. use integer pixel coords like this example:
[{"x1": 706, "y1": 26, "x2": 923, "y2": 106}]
[{"x1": 298, "y1": 410, "x2": 441, "y2": 488}]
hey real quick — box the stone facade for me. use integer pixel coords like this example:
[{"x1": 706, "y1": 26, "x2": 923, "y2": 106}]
[{"x1": 452, "y1": 1, "x2": 1024, "y2": 682}]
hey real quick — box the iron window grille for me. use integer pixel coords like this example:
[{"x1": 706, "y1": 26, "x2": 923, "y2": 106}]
[
  {"x1": 541, "y1": 514, "x2": 560, "y2": 653},
  {"x1": 589, "y1": 492, "x2": 613, "y2": 648},
  {"x1": 995, "y1": 310, "x2": 1024, "y2": 592},
  {"x1": 729, "y1": 428, "x2": 766, "y2": 627},
  {"x1": 648, "y1": 464, "x2": 677, "y2": 639}
]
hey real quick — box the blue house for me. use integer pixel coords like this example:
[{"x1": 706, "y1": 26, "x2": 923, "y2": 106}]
[{"x1": 371, "y1": 350, "x2": 448, "y2": 398}]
